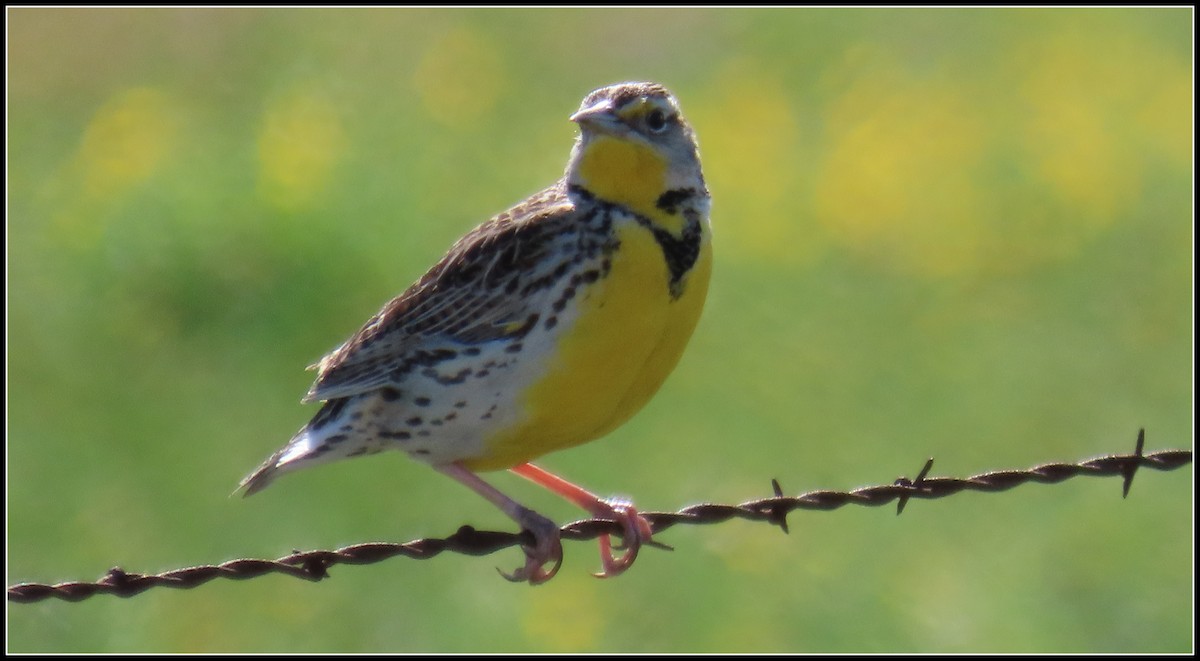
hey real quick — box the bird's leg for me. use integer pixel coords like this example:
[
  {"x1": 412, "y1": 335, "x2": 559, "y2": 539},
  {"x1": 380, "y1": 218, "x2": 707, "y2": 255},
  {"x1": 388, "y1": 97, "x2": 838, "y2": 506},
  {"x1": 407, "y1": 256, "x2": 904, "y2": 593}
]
[
  {"x1": 509, "y1": 462, "x2": 653, "y2": 578},
  {"x1": 435, "y1": 463, "x2": 562, "y2": 584}
]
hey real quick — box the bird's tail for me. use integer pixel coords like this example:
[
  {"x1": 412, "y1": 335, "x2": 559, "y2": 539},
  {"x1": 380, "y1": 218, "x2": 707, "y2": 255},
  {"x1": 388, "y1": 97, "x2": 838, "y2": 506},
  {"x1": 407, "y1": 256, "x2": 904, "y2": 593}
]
[
  {"x1": 236, "y1": 445, "x2": 292, "y2": 497},
  {"x1": 236, "y1": 398, "x2": 355, "y2": 497}
]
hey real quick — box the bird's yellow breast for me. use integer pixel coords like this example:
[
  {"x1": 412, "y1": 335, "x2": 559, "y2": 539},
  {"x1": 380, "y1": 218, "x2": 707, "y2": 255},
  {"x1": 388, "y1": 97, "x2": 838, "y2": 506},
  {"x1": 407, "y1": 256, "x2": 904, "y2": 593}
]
[{"x1": 466, "y1": 219, "x2": 712, "y2": 470}]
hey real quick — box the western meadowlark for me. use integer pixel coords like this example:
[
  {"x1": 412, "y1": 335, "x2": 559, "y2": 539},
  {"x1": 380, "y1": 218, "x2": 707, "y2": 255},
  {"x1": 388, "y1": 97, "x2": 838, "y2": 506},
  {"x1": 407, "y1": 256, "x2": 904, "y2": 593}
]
[{"x1": 239, "y1": 82, "x2": 711, "y2": 584}]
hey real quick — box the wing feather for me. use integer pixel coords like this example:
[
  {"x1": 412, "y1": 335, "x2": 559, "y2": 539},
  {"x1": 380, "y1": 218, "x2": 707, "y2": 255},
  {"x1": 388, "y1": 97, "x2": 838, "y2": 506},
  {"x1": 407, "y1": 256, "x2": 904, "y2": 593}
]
[{"x1": 302, "y1": 184, "x2": 576, "y2": 403}]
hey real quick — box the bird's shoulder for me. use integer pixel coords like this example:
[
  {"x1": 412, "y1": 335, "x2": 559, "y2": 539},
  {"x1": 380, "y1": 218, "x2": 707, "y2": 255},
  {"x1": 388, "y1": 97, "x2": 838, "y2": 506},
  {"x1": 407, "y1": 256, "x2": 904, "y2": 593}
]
[{"x1": 302, "y1": 181, "x2": 587, "y2": 403}]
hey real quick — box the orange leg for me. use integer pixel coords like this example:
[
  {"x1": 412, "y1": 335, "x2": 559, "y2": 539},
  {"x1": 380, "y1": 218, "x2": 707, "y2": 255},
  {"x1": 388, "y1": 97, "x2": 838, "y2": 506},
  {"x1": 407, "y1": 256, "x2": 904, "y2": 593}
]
[{"x1": 509, "y1": 462, "x2": 653, "y2": 578}]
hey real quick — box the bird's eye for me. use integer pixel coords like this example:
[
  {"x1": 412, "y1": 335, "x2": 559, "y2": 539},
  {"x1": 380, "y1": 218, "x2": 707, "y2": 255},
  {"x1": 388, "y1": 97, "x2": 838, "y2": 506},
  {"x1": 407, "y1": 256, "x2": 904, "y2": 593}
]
[{"x1": 646, "y1": 109, "x2": 669, "y2": 133}]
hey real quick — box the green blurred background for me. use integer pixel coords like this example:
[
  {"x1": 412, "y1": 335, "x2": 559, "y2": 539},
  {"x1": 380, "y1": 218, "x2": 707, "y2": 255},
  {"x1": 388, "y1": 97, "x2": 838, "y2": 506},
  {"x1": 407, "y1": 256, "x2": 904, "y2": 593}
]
[{"x1": 7, "y1": 7, "x2": 1192, "y2": 653}]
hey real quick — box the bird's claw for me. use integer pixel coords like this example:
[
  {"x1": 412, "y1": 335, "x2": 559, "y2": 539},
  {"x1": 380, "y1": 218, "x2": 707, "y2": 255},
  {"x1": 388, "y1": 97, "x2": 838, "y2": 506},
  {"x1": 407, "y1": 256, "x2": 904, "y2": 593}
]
[
  {"x1": 591, "y1": 501, "x2": 654, "y2": 579},
  {"x1": 500, "y1": 508, "x2": 563, "y2": 585}
]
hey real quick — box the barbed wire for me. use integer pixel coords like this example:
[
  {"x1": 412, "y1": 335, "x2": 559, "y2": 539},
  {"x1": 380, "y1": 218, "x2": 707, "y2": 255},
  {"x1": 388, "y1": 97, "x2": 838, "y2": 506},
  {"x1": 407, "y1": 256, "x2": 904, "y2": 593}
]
[{"x1": 8, "y1": 429, "x2": 1191, "y2": 604}]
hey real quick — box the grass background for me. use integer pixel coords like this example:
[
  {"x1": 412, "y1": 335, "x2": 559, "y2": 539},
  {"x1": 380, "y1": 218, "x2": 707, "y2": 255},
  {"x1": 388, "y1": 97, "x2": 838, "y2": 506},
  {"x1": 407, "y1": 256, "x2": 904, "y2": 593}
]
[{"x1": 7, "y1": 7, "x2": 1192, "y2": 653}]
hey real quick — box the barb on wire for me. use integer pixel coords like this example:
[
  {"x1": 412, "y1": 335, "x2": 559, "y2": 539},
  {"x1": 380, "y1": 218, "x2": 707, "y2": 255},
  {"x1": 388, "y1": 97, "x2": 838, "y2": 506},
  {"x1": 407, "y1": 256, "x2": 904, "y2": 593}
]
[{"x1": 8, "y1": 429, "x2": 1190, "y2": 604}]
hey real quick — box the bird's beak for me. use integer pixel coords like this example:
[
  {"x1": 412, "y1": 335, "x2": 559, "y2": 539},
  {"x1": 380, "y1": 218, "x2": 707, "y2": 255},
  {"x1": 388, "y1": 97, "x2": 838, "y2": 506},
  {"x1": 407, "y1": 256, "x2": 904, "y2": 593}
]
[{"x1": 570, "y1": 99, "x2": 620, "y2": 133}]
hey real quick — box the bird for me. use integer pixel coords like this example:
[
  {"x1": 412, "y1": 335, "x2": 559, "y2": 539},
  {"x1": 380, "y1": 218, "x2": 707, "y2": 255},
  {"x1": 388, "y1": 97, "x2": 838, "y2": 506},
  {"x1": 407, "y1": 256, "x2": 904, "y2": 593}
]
[{"x1": 238, "y1": 82, "x2": 712, "y2": 584}]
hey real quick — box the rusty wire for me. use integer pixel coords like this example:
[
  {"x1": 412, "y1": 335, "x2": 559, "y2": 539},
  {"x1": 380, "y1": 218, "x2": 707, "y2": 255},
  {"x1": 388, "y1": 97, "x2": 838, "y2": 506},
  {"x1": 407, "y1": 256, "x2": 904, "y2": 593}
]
[{"x1": 8, "y1": 429, "x2": 1191, "y2": 604}]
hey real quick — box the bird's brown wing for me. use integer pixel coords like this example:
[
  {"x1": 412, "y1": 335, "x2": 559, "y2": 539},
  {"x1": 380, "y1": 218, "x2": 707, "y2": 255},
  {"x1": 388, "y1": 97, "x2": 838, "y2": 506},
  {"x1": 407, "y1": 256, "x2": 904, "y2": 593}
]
[{"x1": 302, "y1": 185, "x2": 577, "y2": 403}]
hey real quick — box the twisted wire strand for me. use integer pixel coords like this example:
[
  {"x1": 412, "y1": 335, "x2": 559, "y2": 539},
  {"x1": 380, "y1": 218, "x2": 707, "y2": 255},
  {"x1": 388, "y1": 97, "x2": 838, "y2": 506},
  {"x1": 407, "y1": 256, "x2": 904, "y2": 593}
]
[{"x1": 8, "y1": 430, "x2": 1190, "y2": 604}]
